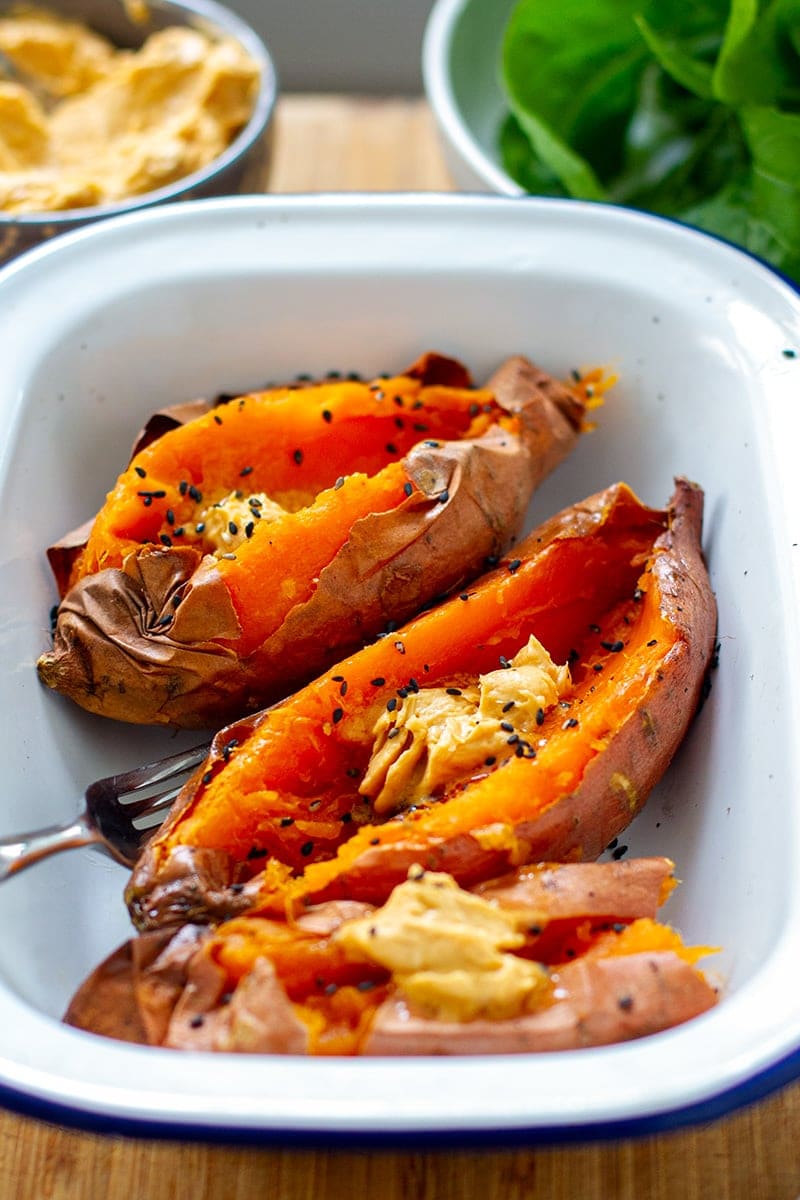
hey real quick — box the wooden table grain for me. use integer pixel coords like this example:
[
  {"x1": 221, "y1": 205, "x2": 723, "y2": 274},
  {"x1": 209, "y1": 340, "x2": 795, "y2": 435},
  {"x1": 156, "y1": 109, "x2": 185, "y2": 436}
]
[{"x1": 2, "y1": 94, "x2": 799, "y2": 1200}]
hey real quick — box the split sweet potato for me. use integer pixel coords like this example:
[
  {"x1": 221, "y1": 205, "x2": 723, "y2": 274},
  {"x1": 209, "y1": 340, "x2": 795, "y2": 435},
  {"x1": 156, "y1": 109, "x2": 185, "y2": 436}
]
[
  {"x1": 37, "y1": 352, "x2": 593, "y2": 729},
  {"x1": 125, "y1": 478, "x2": 717, "y2": 933},
  {"x1": 65, "y1": 857, "x2": 718, "y2": 1053}
]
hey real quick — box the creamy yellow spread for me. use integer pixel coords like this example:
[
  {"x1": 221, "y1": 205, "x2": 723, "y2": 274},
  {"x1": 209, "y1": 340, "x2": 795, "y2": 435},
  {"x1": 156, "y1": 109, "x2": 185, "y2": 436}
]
[
  {"x1": 360, "y1": 634, "x2": 571, "y2": 815},
  {"x1": 0, "y1": 7, "x2": 259, "y2": 214},
  {"x1": 199, "y1": 490, "x2": 285, "y2": 555},
  {"x1": 334, "y1": 870, "x2": 551, "y2": 1022}
]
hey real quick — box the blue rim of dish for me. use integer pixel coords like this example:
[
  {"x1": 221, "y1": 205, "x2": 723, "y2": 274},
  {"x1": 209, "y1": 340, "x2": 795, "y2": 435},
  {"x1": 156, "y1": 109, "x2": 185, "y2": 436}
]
[{"x1": 1, "y1": 1040, "x2": 799, "y2": 1146}]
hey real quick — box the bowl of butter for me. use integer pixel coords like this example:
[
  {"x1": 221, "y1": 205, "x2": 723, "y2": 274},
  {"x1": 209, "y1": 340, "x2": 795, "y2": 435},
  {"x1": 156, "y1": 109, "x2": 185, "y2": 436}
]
[{"x1": 0, "y1": 0, "x2": 277, "y2": 264}]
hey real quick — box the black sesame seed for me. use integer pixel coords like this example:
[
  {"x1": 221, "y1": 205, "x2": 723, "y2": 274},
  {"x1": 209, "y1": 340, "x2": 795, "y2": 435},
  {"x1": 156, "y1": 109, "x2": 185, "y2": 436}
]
[
  {"x1": 445, "y1": 687, "x2": 462, "y2": 696},
  {"x1": 245, "y1": 522, "x2": 255, "y2": 538},
  {"x1": 500, "y1": 721, "x2": 514, "y2": 733},
  {"x1": 413, "y1": 422, "x2": 428, "y2": 432},
  {"x1": 240, "y1": 465, "x2": 253, "y2": 476},
  {"x1": 484, "y1": 756, "x2": 496, "y2": 766},
  {"x1": 459, "y1": 593, "x2": 470, "y2": 602},
  {"x1": 394, "y1": 416, "x2": 404, "y2": 430},
  {"x1": 507, "y1": 733, "x2": 520, "y2": 745},
  {"x1": 403, "y1": 481, "x2": 413, "y2": 497},
  {"x1": 563, "y1": 717, "x2": 579, "y2": 729},
  {"x1": 339, "y1": 681, "x2": 348, "y2": 696},
  {"x1": 601, "y1": 640, "x2": 625, "y2": 653},
  {"x1": 159, "y1": 534, "x2": 172, "y2": 547},
  {"x1": 357, "y1": 980, "x2": 376, "y2": 992},
  {"x1": 589, "y1": 623, "x2": 601, "y2": 633},
  {"x1": 202, "y1": 771, "x2": 213, "y2": 785},
  {"x1": 280, "y1": 817, "x2": 294, "y2": 827},
  {"x1": 293, "y1": 449, "x2": 304, "y2": 465},
  {"x1": 502, "y1": 700, "x2": 515, "y2": 712},
  {"x1": 134, "y1": 466, "x2": 147, "y2": 478},
  {"x1": 189, "y1": 1015, "x2": 205, "y2": 1028},
  {"x1": 535, "y1": 707, "x2": 545, "y2": 726},
  {"x1": 195, "y1": 522, "x2": 205, "y2": 533},
  {"x1": 214, "y1": 414, "x2": 223, "y2": 425},
  {"x1": 783, "y1": 348, "x2": 797, "y2": 358},
  {"x1": 507, "y1": 558, "x2": 522, "y2": 574},
  {"x1": 332, "y1": 707, "x2": 344, "y2": 724},
  {"x1": 371, "y1": 677, "x2": 386, "y2": 687},
  {"x1": 647, "y1": 638, "x2": 658, "y2": 647},
  {"x1": 189, "y1": 485, "x2": 202, "y2": 502},
  {"x1": 341, "y1": 811, "x2": 353, "y2": 822},
  {"x1": 385, "y1": 443, "x2": 398, "y2": 454},
  {"x1": 612, "y1": 844, "x2": 628, "y2": 860},
  {"x1": 593, "y1": 663, "x2": 604, "y2": 672},
  {"x1": 617, "y1": 995, "x2": 634, "y2": 1011},
  {"x1": 439, "y1": 490, "x2": 449, "y2": 504},
  {"x1": 322, "y1": 409, "x2": 333, "y2": 423},
  {"x1": 386, "y1": 697, "x2": 397, "y2": 712},
  {"x1": 300, "y1": 841, "x2": 314, "y2": 857},
  {"x1": 228, "y1": 521, "x2": 238, "y2": 536}
]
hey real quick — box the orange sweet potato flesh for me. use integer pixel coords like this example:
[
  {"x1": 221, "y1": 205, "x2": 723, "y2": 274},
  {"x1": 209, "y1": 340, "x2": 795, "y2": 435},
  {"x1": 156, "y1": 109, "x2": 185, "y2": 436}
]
[
  {"x1": 125, "y1": 478, "x2": 717, "y2": 933},
  {"x1": 65, "y1": 858, "x2": 718, "y2": 1054},
  {"x1": 37, "y1": 352, "x2": 589, "y2": 729}
]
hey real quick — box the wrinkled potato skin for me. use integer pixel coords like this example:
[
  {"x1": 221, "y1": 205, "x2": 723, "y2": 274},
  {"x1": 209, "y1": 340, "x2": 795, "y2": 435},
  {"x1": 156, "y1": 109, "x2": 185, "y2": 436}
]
[
  {"x1": 125, "y1": 479, "x2": 717, "y2": 932},
  {"x1": 66, "y1": 859, "x2": 718, "y2": 1054},
  {"x1": 38, "y1": 354, "x2": 586, "y2": 729}
]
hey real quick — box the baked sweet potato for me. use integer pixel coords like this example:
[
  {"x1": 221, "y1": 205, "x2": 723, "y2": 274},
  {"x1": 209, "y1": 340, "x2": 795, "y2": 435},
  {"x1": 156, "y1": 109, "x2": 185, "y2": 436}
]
[
  {"x1": 66, "y1": 858, "x2": 718, "y2": 1053},
  {"x1": 37, "y1": 352, "x2": 593, "y2": 729},
  {"x1": 125, "y1": 478, "x2": 717, "y2": 932}
]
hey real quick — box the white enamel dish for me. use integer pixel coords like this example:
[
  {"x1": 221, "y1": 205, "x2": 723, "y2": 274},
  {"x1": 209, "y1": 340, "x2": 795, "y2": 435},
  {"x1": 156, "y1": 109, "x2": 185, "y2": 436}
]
[{"x1": 0, "y1": 195, "x2": 799, "y2": 1144}]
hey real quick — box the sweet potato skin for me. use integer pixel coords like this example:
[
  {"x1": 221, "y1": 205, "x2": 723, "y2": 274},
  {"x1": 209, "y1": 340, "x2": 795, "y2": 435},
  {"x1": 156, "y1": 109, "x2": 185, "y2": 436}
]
[
  {"x1": 66, "y1": 858, "x2": 718, "y2": 1054},
  {"x1": 125, "y1": 477, "x2": 716, "y2": 932},
  {"x1": 361, "y1": 952, "x2": 717, "y2": 1055},
  {"x1": 38, "y1": 354, "x2": 587, "y2": 729}
]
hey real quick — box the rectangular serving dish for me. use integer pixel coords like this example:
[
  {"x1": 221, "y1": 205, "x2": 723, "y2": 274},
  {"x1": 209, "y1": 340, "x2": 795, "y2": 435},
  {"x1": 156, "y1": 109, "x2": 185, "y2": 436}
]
[{"x1": 0, "y1": 195, "x2": 799, "y2": 1143}]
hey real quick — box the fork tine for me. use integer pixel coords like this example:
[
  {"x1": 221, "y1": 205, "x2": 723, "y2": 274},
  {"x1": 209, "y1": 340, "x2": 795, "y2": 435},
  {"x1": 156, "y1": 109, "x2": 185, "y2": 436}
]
[
  {"x1": 118, "y1": 782, "x2": 192, "y2": 822},
  {"x1": 106, "y1": 743, "x2": 210, "y2": 796}
]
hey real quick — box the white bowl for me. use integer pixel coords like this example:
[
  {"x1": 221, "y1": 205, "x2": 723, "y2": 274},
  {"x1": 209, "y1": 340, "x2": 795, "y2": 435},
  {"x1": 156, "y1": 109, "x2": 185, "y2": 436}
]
[
  {"x1": 0, "y1": 194, "x2": 799, "y2": 1143},
  {"x1": 422, "y1": 0, "x2": 522, "y2": 195}
]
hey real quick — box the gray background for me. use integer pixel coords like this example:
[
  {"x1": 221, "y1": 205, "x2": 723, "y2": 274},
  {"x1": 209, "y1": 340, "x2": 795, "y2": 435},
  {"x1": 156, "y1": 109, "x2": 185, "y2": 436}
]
[{"x1": 227, "y1": 0, "x2": 436, "y2": 93}]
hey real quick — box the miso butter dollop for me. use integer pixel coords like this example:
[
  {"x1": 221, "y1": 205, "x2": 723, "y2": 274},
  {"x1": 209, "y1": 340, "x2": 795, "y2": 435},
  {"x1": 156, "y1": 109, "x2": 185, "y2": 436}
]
[
  {"x1": 361, "y1": 633, "x2": 571, "y2": 815},
  {"x1": 334, "y1": 870, "x2": 552, "y2": 1023},
  {"x1": 0, "y1": 7, "x2": 259, "y2": 214}
]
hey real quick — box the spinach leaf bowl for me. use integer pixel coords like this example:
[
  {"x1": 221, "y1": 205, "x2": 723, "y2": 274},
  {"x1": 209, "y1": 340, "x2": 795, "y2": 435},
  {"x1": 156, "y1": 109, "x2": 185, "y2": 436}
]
[{"x1": 422, "y1": 0, "x2": 800, "y2": 283}]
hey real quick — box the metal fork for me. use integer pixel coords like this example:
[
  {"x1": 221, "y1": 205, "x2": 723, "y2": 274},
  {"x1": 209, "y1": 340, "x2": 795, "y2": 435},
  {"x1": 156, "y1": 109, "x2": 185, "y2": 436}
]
[{"x1": 0, "y1": 743, "x2": 210, "y2": 882}]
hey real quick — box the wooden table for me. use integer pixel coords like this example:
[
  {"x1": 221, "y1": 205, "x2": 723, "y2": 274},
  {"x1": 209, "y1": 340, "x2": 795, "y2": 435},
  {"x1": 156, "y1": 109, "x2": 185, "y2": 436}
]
[{"x1": 2, "y1": 94, "x2": 799, "y2": 1200}]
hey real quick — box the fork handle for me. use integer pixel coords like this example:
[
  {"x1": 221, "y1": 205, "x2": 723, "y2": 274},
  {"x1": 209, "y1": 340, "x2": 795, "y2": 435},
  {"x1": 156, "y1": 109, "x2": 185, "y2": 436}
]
[{"x1": 0, "y1": 814, "x2": 101, "y2": 882}]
